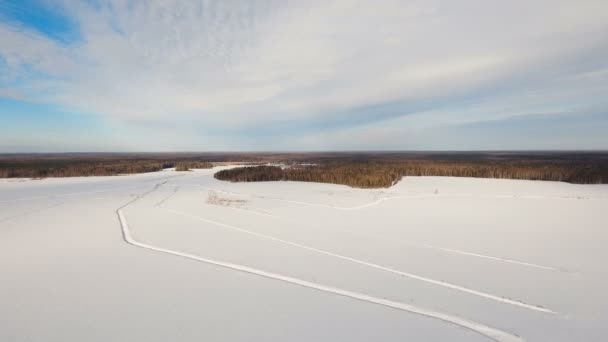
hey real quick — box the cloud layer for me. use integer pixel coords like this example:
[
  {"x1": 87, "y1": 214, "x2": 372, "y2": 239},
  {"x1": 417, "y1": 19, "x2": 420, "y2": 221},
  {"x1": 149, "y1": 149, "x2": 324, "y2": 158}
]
[{"x1": 1, "y1": 0, "x2": 608, "y2": 150}]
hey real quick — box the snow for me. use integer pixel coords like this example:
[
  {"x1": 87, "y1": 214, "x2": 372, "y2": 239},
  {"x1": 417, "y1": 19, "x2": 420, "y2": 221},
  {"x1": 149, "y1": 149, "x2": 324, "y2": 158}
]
[{"x1": 1, "y1": 167, "x2": 607, "y2": 341}]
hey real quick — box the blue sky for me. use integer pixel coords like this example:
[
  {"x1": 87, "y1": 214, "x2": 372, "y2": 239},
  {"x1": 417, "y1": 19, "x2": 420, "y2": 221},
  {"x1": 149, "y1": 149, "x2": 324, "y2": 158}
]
[{"x1": 1, "y1": 0, "x2": 607, "y2": 152}]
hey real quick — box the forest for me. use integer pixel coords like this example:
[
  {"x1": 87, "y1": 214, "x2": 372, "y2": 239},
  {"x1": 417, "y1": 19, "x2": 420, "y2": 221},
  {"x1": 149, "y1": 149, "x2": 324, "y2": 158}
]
[
  {"x1": 214, "y1": 157, "x2": 608, "y2": 188},
  {"x1": 0, "y1": 154, "x2": 213, "y2": 178},
  {"x1": 2, "y1": 152, "x2": 607, "y2": 186},
  {"x1": 174, "y1": 161, "x2": 214, "y2": 171}
]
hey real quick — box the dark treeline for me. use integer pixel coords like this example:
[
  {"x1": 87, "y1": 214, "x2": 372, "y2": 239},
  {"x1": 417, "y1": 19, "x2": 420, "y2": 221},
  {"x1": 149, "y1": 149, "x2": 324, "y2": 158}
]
[
  {"x1": 175, "y1": 161, "x2": 214, "y2": 171},
  {"x1": 2, "y1": 151, "x2": 607, "y2": 184},
  {"x1": 215, "y1": 166, "x2": 286, "y2": 182},
  {"x1": 0, "y1": 155, "x2": 213, "y2": 178},
  {"x1": 215, "y1": 158, "x2": 608, "y2": 188},
  {"x1": 214, "y1": 165, "x2": 399, "y2": 188}
]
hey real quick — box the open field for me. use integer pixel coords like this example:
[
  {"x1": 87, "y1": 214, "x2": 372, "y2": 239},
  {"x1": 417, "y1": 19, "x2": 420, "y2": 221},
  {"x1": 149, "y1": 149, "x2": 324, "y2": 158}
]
[{"x1": 1, "y1": 166, "x2": 607, "y2": 341}]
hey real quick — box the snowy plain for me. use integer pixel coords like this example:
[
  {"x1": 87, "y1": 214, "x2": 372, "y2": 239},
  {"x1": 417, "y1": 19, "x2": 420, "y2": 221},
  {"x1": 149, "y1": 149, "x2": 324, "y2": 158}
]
[{"x1": 1, "y1": 167, "x2": 607, "y2": 341}]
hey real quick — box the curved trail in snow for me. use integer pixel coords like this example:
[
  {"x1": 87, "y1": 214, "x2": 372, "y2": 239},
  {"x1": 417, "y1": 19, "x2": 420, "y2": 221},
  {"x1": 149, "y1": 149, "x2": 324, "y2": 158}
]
[
  {"x1": 165, "y1": 208, "x2": 555, "y2": 314},
  {"x1": 187, "y1": 185, "x2": 565, "y2": 273},
  {"x1": 143, "y1": 174, "x2": 187, "y2": 183},
  {"x1": 183, "y1": 185, "x2": 592, "y2": 212},
  {"x1": 209, "y1": 203, "x2": 279, "y2": 218},
  {"x1": 154, "y1": 186, "x2": 180, "y2": 207},
  {"x1": 338, "y1": 229, "x2": 564, "y2": 273},
  {"x1": 116, "y1": 190, "x2": 525, "y2": 342}
]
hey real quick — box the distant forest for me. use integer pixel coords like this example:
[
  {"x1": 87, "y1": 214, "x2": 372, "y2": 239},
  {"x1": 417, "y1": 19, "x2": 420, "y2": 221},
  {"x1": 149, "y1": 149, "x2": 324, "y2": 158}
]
[
  {"x1": 1, "y1": 152, "x2": 607, "y2": 186},
  {"x1": 174, "y1": 161, "x2": 214, "y2": 171},
  {"x1": 0, "y1": 154, "x2": 213, "y2": 178},
  {"x1": 213, "y1": 152, "x2": 608, "y2": 188}
]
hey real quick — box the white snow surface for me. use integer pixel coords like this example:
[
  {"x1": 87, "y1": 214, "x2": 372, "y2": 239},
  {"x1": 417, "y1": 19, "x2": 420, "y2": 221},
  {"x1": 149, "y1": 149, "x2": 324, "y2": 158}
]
[{"x1": 1, "y1": 167, "x2": 607, "y2": 341}]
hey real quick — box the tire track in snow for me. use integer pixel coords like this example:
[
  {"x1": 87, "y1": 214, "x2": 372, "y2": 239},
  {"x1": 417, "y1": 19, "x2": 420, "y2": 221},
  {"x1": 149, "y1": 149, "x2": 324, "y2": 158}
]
[
  {"x1": 208, "y1": 203, "x2": 280, "y2": 218},
  {"x1": 245, "y1": 192, "x2": 589, "y2": 209},
  {"x1": 182, "y1": 184, "x2": 595, "y2": 211},
  {"x1": 338, "y1": 229, "x2": 564, "y2": 273},
  {"x1": 116, "y1": 206, "x2": 524, "y2": 341},
  {"x1": 165, "y1": 208, "x2": 555, "y2": 314},
  {"x1": 386, "y1": 193, "x2": 593, "y2": 201},
  {"x1": 185, "y1": 185, "x2": 570, "y2": 273},
  {"x1": 143, "y1": 174, "x2": 186, "y2": 183},
  {"x1": 273, "y1": 214, "x2": 564, "y2": 273},
  {"x1": 154, "y1": 186, "x2": 180, "y2": 207}
]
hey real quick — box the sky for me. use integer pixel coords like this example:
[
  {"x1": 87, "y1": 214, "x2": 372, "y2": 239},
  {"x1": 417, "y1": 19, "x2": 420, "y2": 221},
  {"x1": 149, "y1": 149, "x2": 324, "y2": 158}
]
[{"x1": 1, "y1": 0, "x2": 607, "y2": 152}]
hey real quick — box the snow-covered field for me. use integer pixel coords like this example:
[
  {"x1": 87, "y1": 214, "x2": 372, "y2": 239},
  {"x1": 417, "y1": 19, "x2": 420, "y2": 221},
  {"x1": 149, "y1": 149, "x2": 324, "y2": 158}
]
[{"x1": 1, "y1": 167, "x2": 607, "y2": 341}]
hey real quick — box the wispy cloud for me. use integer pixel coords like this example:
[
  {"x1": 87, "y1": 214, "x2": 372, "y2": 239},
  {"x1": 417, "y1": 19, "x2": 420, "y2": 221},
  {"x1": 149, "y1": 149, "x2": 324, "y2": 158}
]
[{"x1": 1, "y1": 0, "x2": 607, "y2": 151}]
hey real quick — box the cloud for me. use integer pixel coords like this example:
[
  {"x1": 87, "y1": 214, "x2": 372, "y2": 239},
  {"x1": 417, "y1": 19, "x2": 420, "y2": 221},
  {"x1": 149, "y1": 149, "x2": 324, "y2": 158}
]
[{"x1": 1, "y1": 0, "x2": 608, "y2": 150}]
